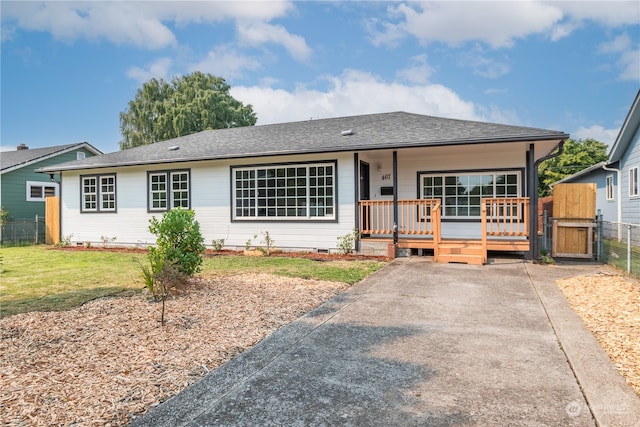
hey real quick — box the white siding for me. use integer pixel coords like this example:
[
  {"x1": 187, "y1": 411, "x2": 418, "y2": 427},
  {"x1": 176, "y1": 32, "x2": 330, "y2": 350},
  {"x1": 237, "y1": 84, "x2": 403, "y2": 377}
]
[{"x1": 60, "y1": 153, "x2": 356, "y2": 251}]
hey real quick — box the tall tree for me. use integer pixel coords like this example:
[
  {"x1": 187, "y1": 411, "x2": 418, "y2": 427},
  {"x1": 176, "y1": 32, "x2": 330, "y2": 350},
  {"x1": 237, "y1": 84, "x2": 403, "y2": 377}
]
[
  {"x1": 538, "y1": 138, "x2": 608, "y2": 197},
  {"x1": 119, "y1": 72, "x2": 257, "y2": 149}
]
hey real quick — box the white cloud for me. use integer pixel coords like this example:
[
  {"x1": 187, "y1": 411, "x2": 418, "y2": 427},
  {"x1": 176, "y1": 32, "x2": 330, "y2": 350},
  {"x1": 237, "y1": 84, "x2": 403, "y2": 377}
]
[
  {"x1": 1, "y1": 145, "x2": 18, "y2": 152},
  {"x1": 236, "y1": 21, "x2": 312, "y2": 61},
  {"x1": 459, "y1": 46, "x2": 510, "y2": 79},
  {"x1": 369, "y1": 1, "x2": 639, "y2": 48},
  {"x1": 2, "y1": 0, "x2": 307, "y2": 60},
  {"x1": 396, "y1": 54, "x2": 435, "y2": 84},
  {"x1": 370, "y1": 1, "x2": 563, "y2": 48},
  {"x1": 188, "y1": 45, "x2": 262, "y2": 80},
  {"x1": 230, "y1": 69, "x2": 484, "y2": 125},
  {"x1": 572, "y1": 125, "x2": 619, "y2": 146},
  {"x1": 598, "y1": 34, "x2": 640, "y2": 81},
  {"x1": 2, "y1": 1, "x2": 177, "y2": 49},
  {"x1": 126, "y1": 58, "x2": 173, "y2": 84}
]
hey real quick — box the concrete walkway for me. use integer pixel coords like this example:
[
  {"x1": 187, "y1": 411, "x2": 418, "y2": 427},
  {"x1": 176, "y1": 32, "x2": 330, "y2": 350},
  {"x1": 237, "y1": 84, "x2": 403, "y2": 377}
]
[{"x1": 132, "y1": 257, "x2": 640, "y2": 426}]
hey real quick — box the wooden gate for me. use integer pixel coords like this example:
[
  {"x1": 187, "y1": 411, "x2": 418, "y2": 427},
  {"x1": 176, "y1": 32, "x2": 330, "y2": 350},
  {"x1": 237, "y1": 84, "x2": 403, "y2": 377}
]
[
  {"x1": 552, "y1": 183, "x2": 596, "y2": 258},
  {"x1": 45, "y1": 196, "x2": 60, "y2": 245}
]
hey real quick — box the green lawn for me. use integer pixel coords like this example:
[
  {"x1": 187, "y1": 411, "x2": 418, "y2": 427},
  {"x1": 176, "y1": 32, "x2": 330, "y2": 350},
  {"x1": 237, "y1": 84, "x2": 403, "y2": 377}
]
[{"x1": 0, "y1": 246, "x2": 386, "y2": 318}]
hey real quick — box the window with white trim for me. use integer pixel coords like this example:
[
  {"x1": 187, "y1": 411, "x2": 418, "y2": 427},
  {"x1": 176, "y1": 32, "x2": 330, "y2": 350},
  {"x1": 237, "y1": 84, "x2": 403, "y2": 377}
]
[
  {"x1": 606, "y1": 175, "x2": 614, "y2": 201},
  {"x1": 232, "y1": 162, "x2": 336, "y2": 220},
  {"x1": 81, "y1": 174, "x2": 116, "y2": 212},
  {"x1": 630, "y1": 167, "x2": 639, "y2": 198},
  {"x1": 148, "y1": 170, "x2": 190, "y2": 211},
  {"x1": 420, "y1": 171, "x2": 520, "y2": 218},
  {"x1": 26, "y1": 181, "x2": 59, "y2": 202}
]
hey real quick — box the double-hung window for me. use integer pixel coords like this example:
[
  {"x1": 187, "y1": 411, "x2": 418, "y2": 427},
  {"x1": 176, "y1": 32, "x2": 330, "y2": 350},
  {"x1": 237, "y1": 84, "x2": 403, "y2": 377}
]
[
  {"x1": 232, "y1": 161, "x2": 336, "y2": 220},
  {"x1": 606, "y1": 175, "x2": 615, "y2": 201},
  {"x1": 81, "y1": 174, "x2": 116, "y2": 212},
  {"x1": 420, "y1": 171, "x2": 520, "y2": 218},
  {"x1": 630, "y1": 167, "x2": 639, "y2": 198},
  {"x1": 148, "y1": 170, "x2": 190, "y2": 211}
]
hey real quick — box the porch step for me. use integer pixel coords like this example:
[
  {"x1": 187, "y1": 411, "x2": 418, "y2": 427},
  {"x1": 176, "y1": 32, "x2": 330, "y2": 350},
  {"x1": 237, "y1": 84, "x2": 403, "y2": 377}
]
[{"x1": 436, "y1": 241, "x2": 486, "y2": 265}]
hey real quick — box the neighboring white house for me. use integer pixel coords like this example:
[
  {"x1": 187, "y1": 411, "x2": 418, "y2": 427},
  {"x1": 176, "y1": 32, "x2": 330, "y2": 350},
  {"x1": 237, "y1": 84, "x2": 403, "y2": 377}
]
[
  {"x1": 39, "y1": 112, "x2": 568, "y2": 262},
  {"x1": 556, "y1": 90, "x2": 640, "y2": 226}
]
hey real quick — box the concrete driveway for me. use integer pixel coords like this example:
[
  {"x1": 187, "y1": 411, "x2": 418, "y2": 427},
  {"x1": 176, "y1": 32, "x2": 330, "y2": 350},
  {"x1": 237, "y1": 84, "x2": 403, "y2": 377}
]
[{"x1": 132, "y1": 257, "x2": 640, "y2": 426}]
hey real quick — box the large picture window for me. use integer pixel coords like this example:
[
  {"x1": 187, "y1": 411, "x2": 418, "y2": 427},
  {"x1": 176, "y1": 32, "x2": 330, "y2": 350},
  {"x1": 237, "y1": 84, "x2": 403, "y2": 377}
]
[
  {"x1": 232, "y1": 161, "x2": 336, "y2": 220},
  {"x1": 81, "y1": 174, "x2": 116, "y2": 212},
  {"x1": 148, "y1": 170, "x2": 190, "y2": 211},
  {"x1": 420, "y1": 171, "x2": 520, "y2": 218}
]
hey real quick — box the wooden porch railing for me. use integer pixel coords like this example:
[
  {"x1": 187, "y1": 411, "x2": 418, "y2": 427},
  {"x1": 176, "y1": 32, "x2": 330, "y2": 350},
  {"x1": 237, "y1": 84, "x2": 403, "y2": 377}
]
[
  {"x1": 359, "y1": 199, "x2": 442, "y2": 236},
  {"x1": 481, "y1": 197, "x2": 530, "y2": 255}
]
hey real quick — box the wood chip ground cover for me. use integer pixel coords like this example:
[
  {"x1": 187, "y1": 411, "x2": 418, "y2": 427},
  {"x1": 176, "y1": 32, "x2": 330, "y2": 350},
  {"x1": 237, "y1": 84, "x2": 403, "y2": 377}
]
[
  {"x1": 0, "y1": 273, "x2": 349, "y2": 426},
  {"x1": 556, "y1": 271, "x2": 640, "y2": 396}
]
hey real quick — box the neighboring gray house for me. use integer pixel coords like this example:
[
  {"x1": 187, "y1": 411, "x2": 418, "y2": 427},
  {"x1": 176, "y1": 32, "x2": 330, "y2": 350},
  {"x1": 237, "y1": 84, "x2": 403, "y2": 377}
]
[
  {"x1": 557, "y1": 90, "x2": 640, "y2": 226},
  {"x1": 39, "y1": 112, "x2": 568, "y2": 264}
]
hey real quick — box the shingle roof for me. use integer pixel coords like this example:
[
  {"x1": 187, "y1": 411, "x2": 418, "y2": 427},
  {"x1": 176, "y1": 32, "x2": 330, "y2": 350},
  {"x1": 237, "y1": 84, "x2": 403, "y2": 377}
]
[
  {"x1": 38, "y1": 112, "x2": 569, "y2": 173},
  {"x1": 1, "y1": 142, "x2": 102, "y2": 173}
]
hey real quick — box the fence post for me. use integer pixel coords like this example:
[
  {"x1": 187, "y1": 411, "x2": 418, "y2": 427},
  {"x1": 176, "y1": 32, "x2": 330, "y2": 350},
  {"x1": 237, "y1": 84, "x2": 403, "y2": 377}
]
[
  {"x1": 596, "y1": 210, "x2": 602, "y2": 261},
  {"x1": 542, "y1": 210, "x2": 549, "y2": 253},
  {"x1": 35, "y1": 215, "x2": 39, "y2": 245},
  {"x1": 627, "y1": 225, "x2": 632, "y2": 275}
]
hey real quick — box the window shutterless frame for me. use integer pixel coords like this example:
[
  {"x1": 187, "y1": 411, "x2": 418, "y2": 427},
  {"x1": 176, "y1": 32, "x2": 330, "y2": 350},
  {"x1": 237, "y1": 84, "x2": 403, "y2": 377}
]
[
  {"x1": 147, "y1": 169, "x2": 191, "y2": 212},
  {"x1": 231, "y1": 160, "x2": 337, "y2": 221},
  {"x1": 630, "y1": 167, "x2": 639, "y2": 198},
  {"x1": 80, "y1": 174, "x2": 117, "y2": 213},
  {"x1": 26, "y1": 180, "x2": 59, "y2": 202},
  {"x1": 418, "y1": 170, "x2": 522, "y2": 219}
]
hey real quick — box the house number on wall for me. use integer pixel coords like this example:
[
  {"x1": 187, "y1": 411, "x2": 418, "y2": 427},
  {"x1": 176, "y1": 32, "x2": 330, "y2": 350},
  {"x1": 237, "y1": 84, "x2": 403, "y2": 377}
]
[{"x1": 381, "y1": 174, "x2": 391, "y2": 180}]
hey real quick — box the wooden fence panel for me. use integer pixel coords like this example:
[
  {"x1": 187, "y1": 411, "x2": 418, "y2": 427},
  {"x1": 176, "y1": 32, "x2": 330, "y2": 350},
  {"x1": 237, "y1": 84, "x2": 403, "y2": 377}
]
[
  {"x1": 552, "y1": 183, "x2": 596, "y2": 258},
  {"x1": 45, "y1": 196, "x2": 60, "y2": 245}
]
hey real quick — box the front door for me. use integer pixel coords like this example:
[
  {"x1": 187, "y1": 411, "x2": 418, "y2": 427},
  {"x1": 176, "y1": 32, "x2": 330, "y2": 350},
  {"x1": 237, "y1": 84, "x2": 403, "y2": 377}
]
[{"x1": 360, "y1": 161, "x2": 370, "y2": 236}]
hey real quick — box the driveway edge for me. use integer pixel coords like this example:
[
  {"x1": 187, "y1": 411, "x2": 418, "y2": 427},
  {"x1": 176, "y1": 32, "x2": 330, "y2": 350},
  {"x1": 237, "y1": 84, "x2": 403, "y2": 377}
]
[{"x1": 526, "y1": 262, "x2": 640, "y2": 427}]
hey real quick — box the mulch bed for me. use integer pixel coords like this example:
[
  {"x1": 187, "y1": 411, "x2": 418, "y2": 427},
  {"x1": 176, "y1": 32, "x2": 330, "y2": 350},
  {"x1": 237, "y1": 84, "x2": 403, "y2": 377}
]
[
  {"x1": 0, "y1": 273, "x2": 350, "y2": 426},
  {"x1": 556, "y1": 271, "x2": 640, "y2": 396}
]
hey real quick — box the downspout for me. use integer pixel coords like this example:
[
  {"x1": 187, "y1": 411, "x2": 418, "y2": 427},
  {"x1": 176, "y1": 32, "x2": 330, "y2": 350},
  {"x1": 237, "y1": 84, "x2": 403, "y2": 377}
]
[
  {"x1": 601, "y1": 164, "x2": 622, "y2": 240},
  {"x1": 531, "y1": 140, "x2": 566, "y2": 259}
]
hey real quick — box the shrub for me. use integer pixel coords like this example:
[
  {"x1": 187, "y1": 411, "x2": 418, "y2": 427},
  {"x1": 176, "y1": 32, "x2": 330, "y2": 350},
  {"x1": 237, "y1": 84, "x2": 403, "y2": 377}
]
[
  {"x1": 337, "y1": 229, "x2": 359, "y2": 254},
  {"x1": 148, "y1": 208, "x2": 205, "y2": 276}
]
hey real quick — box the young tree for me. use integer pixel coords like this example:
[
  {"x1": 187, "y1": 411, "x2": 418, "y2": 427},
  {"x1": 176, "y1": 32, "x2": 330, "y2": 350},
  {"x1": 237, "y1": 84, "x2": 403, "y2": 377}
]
[
  {"x1": 538, "y1": 138, "x2": 608, "y2": 197},
  {"x1": 119, "y1": 72, "x2": 257, "y2": 149}
]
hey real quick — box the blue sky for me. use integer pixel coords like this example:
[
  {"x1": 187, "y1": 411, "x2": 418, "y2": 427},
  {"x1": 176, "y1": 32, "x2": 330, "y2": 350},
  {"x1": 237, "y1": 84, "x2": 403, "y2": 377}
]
[{"x1": 1, "y1": 1, "x2": 639, "y2": 154}]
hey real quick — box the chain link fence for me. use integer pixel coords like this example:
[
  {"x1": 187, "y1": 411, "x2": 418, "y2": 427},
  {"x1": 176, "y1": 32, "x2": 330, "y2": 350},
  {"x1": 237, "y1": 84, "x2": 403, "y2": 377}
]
[
  {"x1": 0, "y1": 216, "x2": 46, "y2": 246},
  {"x1": 598, "y1": 221, "x2": 640, "y2": 278},
  {"x1": 539, "y1": 210, "x2": 639, "y2": 278}
]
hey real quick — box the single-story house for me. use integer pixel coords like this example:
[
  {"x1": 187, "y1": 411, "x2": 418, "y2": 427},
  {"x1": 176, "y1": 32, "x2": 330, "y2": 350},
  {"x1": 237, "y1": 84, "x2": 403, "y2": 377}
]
[
  {"x1": 555, "y1": 90, "x2": 639, "y2": 226},
  {"x1": 38, "y1": 112, "x2": 569, "y2": 264},
  {"x1": 1, "y1": 142, "x2": 102, "y2": 220}
]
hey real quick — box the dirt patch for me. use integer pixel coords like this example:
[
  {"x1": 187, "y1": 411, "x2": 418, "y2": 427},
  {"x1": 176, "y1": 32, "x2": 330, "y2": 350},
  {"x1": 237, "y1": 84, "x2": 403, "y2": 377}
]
[
  {"x1": 556, "y1": 272, "x2": 640, "y2": 396},
  {"x1": 0, "y1": 274, "x2": 350, "y2": 426}
]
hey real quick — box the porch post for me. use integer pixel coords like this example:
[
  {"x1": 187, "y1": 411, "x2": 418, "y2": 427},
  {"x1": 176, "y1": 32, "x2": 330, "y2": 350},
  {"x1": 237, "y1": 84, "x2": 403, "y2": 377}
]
[
  {"x1": 354, "y1": 153, "x2": 360, "y2": 252},
  {"x1": 527, "y1": 144, "x2": 537, "y2": 260},
  {"x1": 393, "y1": 151, "x2": 398, "y2": 244}
]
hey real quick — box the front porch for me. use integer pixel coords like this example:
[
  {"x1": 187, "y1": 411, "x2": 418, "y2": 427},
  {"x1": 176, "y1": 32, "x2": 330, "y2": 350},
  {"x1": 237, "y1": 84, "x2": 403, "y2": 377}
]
[{"x1": 358, "y1": 198, "x2": 530, "y2": 265}]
